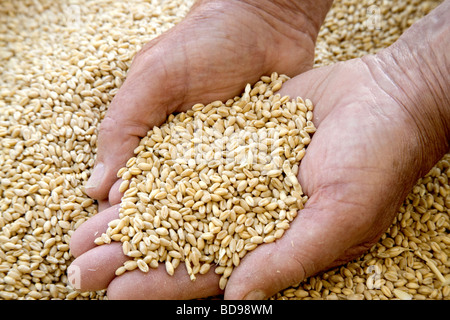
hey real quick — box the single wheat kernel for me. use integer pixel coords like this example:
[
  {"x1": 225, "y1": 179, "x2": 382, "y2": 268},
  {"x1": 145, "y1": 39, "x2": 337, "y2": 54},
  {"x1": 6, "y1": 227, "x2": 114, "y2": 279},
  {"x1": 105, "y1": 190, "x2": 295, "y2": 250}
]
[{"x1": 393, "y1": 289, "x2": 413, "y2": 300}]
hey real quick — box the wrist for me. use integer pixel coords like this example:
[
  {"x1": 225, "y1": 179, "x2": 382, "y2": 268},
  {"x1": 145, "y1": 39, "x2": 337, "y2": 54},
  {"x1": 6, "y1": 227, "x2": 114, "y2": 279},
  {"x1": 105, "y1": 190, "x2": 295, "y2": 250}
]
[
  {"x1": 365, "y1": 1, "x2": 449, "y2": 172},
  {"x1": 391, "y1": 0, "x2": 450, "y2": 132},
  {"x1": 194, "y1": 0, "x2": 333, "y2": 43},
  {"x1": 187, "y1": 0, "x2": 333, "y2": 78},
  {"x1": 238, "y1": 0, "x2": 333, "y2": 40}
]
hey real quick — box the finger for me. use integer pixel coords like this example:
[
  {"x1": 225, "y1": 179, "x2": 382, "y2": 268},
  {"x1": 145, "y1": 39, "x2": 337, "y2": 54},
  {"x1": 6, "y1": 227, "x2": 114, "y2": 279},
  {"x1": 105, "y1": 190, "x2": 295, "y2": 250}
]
[
  {"x1": 107, "y1": 263, "x2": 223, "y2": 300},
  {"x1": 224, "y1": 198, "x2": 366, "y2": 300},
  {"x1": 70, "y1": 238, "x2": 222, "y2": 298},
  {"x1": 68, "y1": 242, "x2": 129, "y2": 292},
  {"x1": 69, "y1": 201, "x2": 222, "y2": 298},
  {"x1": 98, "y1": 199, "x2": 112, "y2": 213},
  {"x1": 69, "y1": 204, "x2": 120, "y2": 258},
  {"x1": 84, "y1": 101, "x2": 164, "y2": 201},
  {"x1": 108, "y1": 178, "x2": 123, "y2": 206}
]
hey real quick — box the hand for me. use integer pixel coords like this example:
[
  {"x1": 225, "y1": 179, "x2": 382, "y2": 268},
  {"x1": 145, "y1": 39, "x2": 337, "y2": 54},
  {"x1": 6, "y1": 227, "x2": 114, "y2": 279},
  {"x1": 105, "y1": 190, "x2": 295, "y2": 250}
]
[
  {"x1": 67, "y1": 56, "x2": 448, "y2": 299},
  {"x1": 84, "y1": 0, "x2": 332, "y2": 209},
  {"x1": 69, "y1": 0, "x2": 449, "y2": 300},
  {"x1": 69, "y1": 0, "x2": 333, "y2": 298},
  {"x1": 225, "y1": 0, "x2": 450, "y2": 298},
  {"x1": 227, "y1": 59, "x2": 448, "y2": 299}
]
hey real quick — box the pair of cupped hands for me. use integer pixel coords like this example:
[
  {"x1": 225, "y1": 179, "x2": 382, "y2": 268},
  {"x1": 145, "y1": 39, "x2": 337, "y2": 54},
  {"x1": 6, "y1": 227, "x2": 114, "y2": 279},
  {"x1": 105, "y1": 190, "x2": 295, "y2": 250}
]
[{"x1": 68, "y1": 0, "x2": 449, "y2": 299}]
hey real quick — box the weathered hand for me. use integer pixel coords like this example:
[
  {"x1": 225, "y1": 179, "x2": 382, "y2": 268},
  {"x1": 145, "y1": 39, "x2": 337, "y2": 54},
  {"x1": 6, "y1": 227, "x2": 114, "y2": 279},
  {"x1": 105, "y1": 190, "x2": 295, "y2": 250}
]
[
  {"x1": 84, "y1": 0, "x2": 330, "y2": 209},
  {"x1": 68, "y1": 0, "x2": 448, "y2": 300},
  {"x1": 227, "y1": 62, "x2": 446, "y2": 299}
]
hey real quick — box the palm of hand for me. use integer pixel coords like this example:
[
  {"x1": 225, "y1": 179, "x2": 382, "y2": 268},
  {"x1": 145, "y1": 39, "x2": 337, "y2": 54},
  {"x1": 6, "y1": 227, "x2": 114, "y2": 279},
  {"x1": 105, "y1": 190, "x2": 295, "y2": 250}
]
[{"x1": 70, "y1": 57, "x2": 426, "y2": 299}]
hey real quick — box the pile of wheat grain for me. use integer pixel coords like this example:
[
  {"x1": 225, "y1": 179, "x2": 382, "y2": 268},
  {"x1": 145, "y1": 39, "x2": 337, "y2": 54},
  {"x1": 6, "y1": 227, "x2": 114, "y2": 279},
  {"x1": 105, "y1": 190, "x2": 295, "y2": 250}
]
[
  {"x1": 94, "y1": 73, "x2": 315, "y2": 291},
  {"x1": 0, "y1": 0, "x2": 447, "y2": 300}
]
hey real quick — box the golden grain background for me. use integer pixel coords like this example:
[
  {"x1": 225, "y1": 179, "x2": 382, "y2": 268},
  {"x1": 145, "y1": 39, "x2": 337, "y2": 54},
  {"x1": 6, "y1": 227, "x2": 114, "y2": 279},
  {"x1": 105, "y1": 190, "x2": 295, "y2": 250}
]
[{"x1": 0, "y1": 0, "x2": 448, "y2": 300}]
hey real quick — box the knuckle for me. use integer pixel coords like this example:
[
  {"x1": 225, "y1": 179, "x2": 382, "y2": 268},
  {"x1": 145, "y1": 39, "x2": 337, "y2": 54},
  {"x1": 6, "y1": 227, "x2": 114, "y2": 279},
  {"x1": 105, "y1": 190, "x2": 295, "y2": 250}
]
[{"x1": 98, "y1": 115, "x2": 119, "y2": 139}]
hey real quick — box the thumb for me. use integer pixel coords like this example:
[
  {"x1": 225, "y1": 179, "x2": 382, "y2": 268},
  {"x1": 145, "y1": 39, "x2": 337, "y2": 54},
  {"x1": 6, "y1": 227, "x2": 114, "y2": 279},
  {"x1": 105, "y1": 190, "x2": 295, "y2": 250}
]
[
  {"x1": 224, "y1": 202, "x2": 362, "y2": 300},
  {"x1": 84, "y1": 63, "x2": 171, "y2": 200}
]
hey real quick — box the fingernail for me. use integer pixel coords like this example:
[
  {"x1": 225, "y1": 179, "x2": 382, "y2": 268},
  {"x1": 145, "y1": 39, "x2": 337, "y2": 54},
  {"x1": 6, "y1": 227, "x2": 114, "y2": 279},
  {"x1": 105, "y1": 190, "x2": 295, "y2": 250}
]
[
  {"x1": 243, "y1": 290, "x2": 266, "y2": 300},
  {"x1": 86, "y1": 163, "x2": 105, "y2": 189}
]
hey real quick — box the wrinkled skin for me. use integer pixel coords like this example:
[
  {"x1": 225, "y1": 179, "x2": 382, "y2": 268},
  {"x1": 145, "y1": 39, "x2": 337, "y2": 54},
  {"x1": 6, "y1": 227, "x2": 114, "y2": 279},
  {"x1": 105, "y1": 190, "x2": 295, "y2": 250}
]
[{"x1": 69, "y1": 0, "x2": 449, "y2": 299}]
